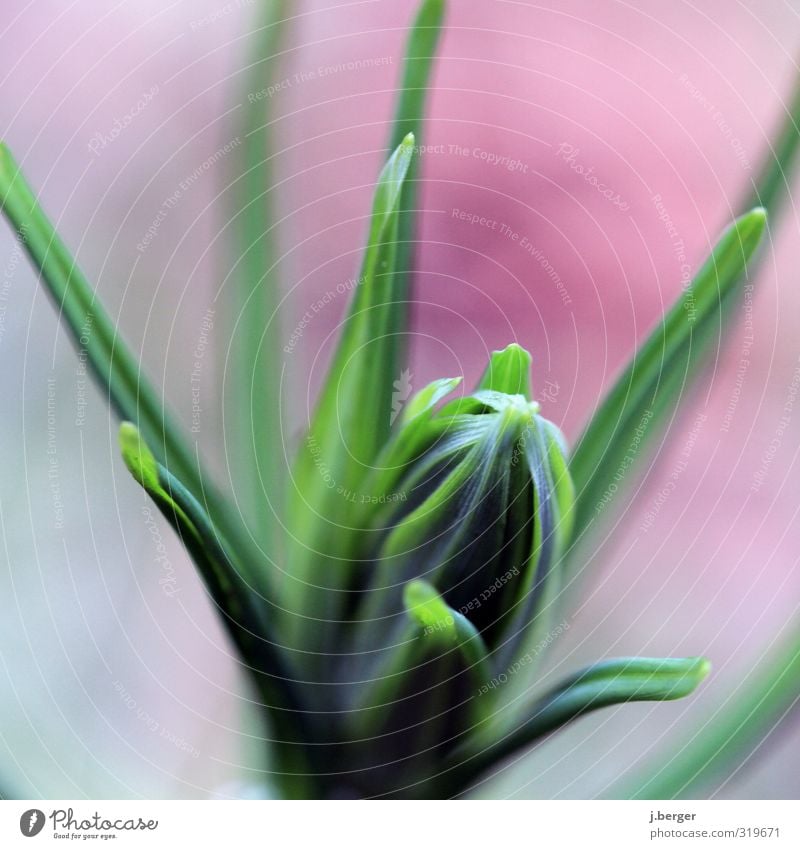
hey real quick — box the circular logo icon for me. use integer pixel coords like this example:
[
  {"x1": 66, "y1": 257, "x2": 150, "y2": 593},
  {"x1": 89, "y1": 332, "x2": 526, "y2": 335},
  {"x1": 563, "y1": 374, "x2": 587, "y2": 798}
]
[{"x1": 19, "y1": 809, "x2": 45, "y2": 837}]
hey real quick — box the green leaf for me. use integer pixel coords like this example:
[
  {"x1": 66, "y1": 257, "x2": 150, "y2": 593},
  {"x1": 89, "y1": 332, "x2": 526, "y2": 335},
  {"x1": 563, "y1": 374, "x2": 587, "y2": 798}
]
[
  {"x1": 0, "y1": 143, "x2": 256, "y2": 586},
  {"x1": 609, "y1": 62, "x2": 800, "y2": 801},
  {"x1": 619, "y1": 623, "x2": 800, "y2": 799},
  {"x1": 284, "y1": 135, "x2": 416, "y2": 658},
  {"x1": 305, "y1": 132, "x2": 415, "y2": 471},
  {"x1": 283, "y1": 0, "x2": 446, "y2": 674},
  {"x1": 348, "y1": 579, "x2": 491, "y2": 742},
  {"x1": 0, "y1": 143, "x2": 199, "y2": 491},
  {"x1": 401, "y1": 375, "x2": 462, "y2": 423},
  {"x1": 225, "y1": 0, "x2": 289, "y2": 561},
  {"x1": 443, "y1": 656, "x2": 710, "y2": 794},
  {"x1": 571, "y1": 59, "x2": 800, "y2": 547},
  {"x1": 119, "y1": 421, "x2": 226, "y2": 591},
  {"x1": 118, "y1": 423, "x2": 318, "y2": 755},
  {"x1": 476, "y1": 343, "x2": 532, "y2": 399},
  {"x1": 387, "y1": 0, "x2": 446, "y2": 350},
  {"x1": 404, "y1": 580, "x2": 492, "y2": 684},
  {"x1": 569, "y1": 209, "x2": 767, "y2": 540}
]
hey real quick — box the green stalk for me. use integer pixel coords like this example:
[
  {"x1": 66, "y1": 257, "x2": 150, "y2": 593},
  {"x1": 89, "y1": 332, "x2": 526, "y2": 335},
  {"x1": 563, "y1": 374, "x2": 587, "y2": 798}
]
[
  {"x1": 386, "y1": 0, "x2": 445, "y2": 371},
  {"x1": 226, "y1": 0, "x2": 289, "y2": 567}
]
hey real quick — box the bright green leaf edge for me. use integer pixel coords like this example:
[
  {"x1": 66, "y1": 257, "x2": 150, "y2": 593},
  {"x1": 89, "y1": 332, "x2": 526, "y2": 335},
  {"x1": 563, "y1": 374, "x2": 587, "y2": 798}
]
[
  {"x1": 0, "y1": 142, "x2": 262, "y2": 591},
  {"x1": 569, "y1": 208, "x2": 767, "y2": 539},
  {"x1": 442, "y1": 656, "x2": 710, "y2": 795}
]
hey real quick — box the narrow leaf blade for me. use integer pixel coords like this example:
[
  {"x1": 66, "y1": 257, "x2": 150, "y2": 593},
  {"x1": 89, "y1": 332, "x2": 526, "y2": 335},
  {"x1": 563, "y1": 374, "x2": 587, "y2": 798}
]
[
  {"x1": 225, "y1": 0, "x2": 289, "y2": 563},
  {"x1": 387, "y1": 0, "x2": 446, "y2": 347},
  {"x1": 444, "y1": 656, "x2": 710, "y2": 793},
  {"x1": 284, "y1": 135, "x2": 416, "y2": 658},
  {"x1": 569, "y1": 209, "x2": 767, "y2": 540},
  {"x1": 0, "y1": 143, "x2": 261, "y2": 590},
  {"x1": 0, "y1": 143, "x2": 197, "y2": 489},
  {"x1": 118, "y1": 423, "x2": 314, "y2": 741}
]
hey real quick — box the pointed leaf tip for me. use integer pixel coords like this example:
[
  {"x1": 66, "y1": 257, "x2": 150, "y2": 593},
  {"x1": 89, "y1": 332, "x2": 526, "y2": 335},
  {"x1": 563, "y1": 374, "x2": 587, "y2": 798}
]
[
  {"x1": 570, "y1": 208, "x2": 768, "y2": 539},
  {"x1": 736, "y1": 206, "x2": 767, "y2": 242},
  {"x1": 476, "y1": 343, "x2": 533, "y2": 399},
  {"x1": 402, "y1": 578, "x2": 492, "y2": 683},
  {"x1": 404, "y1": 579, "x2": 453, "y2": 633},
  {"x1": 119, "y1": 422, "x2": 159, "y2": 491}
]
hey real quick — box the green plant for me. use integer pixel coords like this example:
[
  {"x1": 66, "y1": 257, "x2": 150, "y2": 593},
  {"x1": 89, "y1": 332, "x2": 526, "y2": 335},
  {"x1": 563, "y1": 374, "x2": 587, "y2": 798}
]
[{"x1": 2, "y1": 0, "x2": 800, "y2": 799}]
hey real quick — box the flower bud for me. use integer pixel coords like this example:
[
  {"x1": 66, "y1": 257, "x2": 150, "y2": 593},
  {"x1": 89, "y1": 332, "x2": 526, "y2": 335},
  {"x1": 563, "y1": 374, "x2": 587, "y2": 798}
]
[{"x1": 355, "y1": 343, "x2": 574, "y2": 665}]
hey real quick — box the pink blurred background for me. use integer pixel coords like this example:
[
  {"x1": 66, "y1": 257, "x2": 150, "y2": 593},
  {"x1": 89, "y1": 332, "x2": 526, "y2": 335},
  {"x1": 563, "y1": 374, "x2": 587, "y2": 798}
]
[{"x1": 1, "y1": 0, "x2": 799, "y2": 798}]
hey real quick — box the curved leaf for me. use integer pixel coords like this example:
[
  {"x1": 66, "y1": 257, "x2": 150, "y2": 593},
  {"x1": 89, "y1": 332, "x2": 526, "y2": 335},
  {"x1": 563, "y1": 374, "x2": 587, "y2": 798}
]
[
  {"x1": 444, "y1": 656, "x2": 710, "y2": 794},
  {"x1": 0, "y1": 144, "x2": 258, "y2": 587},
  {"x1": 118, "y1": 423, "x2": 313, "y2": 743},
  {"x1": 348, "y1": 580, "x2": 490, "y2": 743}
]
